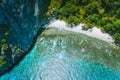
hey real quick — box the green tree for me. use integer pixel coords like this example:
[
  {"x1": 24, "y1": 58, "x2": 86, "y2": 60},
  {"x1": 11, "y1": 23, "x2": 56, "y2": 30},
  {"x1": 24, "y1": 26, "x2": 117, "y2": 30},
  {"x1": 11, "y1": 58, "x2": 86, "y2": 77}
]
[{"x1": 116, "y1": 8, "x2": 120, "y2": 18}]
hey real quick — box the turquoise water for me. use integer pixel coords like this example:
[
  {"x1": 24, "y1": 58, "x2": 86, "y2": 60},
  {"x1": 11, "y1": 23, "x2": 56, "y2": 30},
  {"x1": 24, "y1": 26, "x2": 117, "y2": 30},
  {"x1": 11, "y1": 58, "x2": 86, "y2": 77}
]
[
  {"x1": 0, "y1": 43, "x2": 120, "y2": 80},
  {"x1": 1, "y1": 29, "x2": 120, "y2": 80}
]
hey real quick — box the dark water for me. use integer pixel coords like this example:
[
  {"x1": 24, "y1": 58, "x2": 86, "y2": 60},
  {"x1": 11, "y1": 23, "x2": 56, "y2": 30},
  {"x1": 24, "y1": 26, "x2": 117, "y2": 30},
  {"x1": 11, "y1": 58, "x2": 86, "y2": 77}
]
[{"x1": 1, "y1": 29, "x2": 120, "y2": 80}]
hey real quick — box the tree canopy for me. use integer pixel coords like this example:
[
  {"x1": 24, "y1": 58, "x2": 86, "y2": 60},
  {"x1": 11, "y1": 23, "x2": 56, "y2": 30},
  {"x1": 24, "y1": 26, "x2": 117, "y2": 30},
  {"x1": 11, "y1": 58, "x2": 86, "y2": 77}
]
[{"x1": 55, "y1": 0, "x2": 120, "y2": 45}]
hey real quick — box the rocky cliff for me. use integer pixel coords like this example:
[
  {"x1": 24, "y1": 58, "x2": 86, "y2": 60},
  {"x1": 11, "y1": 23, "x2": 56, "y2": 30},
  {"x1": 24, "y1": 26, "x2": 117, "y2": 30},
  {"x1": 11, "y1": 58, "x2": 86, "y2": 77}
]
[{"x1": 0, "y1": 0, "x2": 51, "y2": 76}]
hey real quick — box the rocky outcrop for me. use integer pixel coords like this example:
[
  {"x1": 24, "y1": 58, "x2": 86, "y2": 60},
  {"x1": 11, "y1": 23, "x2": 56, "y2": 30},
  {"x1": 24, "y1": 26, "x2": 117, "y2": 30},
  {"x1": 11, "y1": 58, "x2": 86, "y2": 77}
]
[{"x1": 0, "y1": 0, "x2": 51, "y2": 76}]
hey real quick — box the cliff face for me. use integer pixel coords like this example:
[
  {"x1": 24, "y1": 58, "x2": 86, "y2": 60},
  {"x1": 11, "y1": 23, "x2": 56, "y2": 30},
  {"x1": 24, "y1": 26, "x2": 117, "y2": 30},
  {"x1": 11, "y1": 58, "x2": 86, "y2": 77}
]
[{"x1": 0, "y1": 0, "x2": 51, "y2": 75}]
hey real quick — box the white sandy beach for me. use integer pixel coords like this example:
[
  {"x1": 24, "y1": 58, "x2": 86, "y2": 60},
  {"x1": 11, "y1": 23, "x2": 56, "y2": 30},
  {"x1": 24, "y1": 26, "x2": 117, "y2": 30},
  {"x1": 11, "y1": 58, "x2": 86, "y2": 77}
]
[{"x1": 47, "y1": 19, "x2": 114, "y2": 44}]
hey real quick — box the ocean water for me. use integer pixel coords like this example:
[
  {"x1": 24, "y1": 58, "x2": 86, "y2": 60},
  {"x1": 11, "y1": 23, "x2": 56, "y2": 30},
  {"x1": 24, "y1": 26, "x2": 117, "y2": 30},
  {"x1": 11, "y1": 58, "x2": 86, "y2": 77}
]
[{"x1": 0, "y1": 28, "x2": 120, "y2": 80}]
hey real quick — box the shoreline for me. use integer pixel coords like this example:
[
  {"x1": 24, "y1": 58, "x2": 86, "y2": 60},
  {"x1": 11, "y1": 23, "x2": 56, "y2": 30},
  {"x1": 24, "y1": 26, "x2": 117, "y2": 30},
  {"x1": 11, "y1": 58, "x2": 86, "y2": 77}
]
[{"x1": 48, "y1": 20, "x2": 114, "y2": 44}]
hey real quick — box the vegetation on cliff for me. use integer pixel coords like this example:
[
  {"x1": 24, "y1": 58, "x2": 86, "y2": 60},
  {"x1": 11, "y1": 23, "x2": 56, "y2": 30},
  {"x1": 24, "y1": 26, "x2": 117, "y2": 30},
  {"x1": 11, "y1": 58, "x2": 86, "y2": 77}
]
[
  {"x1": 0, "y1": 0, "x2": 51, "y2": 70},
  {"x1": 48, "y1": 0, "x2": 120, "y2": 45}
]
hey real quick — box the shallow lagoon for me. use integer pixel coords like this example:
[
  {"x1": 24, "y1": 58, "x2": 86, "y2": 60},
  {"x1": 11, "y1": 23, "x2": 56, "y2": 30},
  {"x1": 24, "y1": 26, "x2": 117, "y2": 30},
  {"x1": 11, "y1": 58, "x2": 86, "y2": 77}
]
[{"x1": 1, "y1": 28, "x2": 120, "y2": 80}]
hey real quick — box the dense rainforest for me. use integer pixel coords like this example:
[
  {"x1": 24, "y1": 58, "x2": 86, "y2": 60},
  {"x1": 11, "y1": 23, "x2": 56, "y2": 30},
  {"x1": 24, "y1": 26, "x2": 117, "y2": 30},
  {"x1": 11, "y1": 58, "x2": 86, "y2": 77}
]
[{"x1": 49, "y1": 0, "x2": 120, "y2": 45}]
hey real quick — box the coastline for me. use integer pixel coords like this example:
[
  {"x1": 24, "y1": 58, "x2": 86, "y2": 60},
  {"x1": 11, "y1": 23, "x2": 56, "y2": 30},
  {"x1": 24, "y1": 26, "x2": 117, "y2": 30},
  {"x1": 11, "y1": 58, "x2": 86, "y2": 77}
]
[{"x1": 48, "y1": 20, "x2": 114, "y2": 44}]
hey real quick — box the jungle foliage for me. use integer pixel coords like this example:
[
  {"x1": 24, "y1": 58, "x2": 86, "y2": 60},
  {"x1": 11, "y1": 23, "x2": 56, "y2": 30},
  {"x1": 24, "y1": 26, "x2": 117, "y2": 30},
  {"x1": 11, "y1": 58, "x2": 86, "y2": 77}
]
[{"x1": 56, "y1": 0, "x2": 120, "y2": 45}]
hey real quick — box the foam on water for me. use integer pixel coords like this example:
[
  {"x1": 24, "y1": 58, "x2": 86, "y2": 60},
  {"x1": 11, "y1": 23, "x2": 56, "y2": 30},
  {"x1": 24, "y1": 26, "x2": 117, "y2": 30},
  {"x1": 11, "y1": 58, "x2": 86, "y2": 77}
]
[
  {"x1": 1, "y1": 45, "x2": 120, "y2": 80},
  {"x1": 48, "y1": 20, "x2": 114, "y2": 44},
  {"x1": 0, "y1": 31, "x2": 120, "y2": 80}
]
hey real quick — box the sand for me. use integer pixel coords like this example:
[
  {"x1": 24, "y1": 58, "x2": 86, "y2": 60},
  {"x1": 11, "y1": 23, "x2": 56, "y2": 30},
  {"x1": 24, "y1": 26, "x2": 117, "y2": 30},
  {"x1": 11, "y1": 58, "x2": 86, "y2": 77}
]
[{"x1": 48, "y1": 20, "x2": 114, "y2": 44}]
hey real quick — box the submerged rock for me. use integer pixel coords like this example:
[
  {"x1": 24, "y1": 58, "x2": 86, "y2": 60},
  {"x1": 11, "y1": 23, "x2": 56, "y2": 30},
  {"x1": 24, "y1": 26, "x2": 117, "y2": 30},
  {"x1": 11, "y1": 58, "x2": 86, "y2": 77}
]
[
  {"x1": 0, "y1": 28, "x2": 120, "y2": 80},
  {"x1": 39, "y1": 28, "x2": 120, "y2": 72}
]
